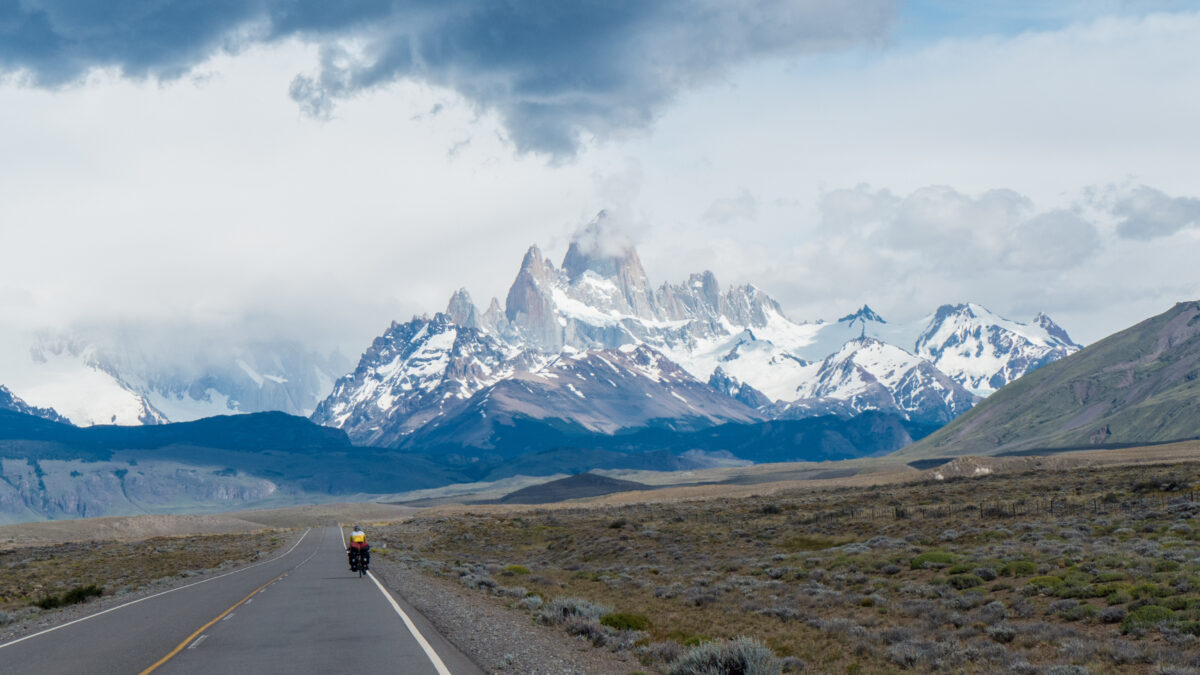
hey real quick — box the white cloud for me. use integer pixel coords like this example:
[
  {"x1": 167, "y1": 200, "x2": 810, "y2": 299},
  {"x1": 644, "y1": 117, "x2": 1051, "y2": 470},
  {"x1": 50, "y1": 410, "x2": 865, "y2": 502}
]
[{"x1": 1108, "y1": 185, "x2": 1200, "y2": 240}]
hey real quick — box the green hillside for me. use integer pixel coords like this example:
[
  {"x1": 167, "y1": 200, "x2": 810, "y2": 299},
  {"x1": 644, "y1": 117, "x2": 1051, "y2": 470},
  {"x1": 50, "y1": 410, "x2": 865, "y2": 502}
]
[{"x1": 897, "y1": 301, "x2": 1200, "y2": 459}]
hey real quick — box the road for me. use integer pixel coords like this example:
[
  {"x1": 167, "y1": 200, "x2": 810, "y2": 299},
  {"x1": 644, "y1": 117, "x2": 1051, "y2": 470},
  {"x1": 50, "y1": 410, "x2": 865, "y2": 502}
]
[{"x1": 0, "y1": 526, "x2": 481, "y2": 674}]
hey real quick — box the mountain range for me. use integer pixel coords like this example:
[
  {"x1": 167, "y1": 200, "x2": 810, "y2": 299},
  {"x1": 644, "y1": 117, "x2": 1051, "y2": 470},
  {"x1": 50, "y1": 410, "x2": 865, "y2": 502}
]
[
  {"x1": 0, "y1": 214, "x2": 1090, "y2": 522},
  {"x1": 313, "y1": 213, "x2": 1079, "y2": 453}
]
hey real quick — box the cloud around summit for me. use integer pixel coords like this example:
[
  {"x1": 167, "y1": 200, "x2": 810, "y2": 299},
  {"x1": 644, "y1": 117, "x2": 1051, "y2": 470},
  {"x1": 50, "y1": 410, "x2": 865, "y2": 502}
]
[{"x1": 0, "y1": 0, "x2": 895, "y2": 157}]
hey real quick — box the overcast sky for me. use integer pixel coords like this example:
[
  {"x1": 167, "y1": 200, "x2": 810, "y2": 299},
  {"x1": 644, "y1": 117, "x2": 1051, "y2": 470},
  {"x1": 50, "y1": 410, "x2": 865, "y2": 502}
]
[{"x1": 2, "y1": 0, "x2": 1200, "y2": 359}]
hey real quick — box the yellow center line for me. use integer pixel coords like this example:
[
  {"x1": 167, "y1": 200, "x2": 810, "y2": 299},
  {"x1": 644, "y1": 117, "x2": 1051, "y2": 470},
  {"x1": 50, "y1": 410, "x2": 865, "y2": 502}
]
[{"x1": 138, "y1": 571, "x2": 287, "y2": 675}]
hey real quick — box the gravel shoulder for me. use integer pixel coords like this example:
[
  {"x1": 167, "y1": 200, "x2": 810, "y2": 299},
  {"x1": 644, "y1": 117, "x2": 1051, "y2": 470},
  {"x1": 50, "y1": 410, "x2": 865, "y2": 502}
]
[{"x1": 372, "y1": 556, "x2": 639, "y2": 675}]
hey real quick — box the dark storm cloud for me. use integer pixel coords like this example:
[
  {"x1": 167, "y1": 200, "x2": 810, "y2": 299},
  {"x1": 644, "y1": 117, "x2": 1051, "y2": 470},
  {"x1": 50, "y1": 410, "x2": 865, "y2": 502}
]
[
  {"x1": 0, "y1": 0, "x2": 895, "y2": 155},
  {"x1": 0, "y1": 0, "x2": 266, "y2": 84}
]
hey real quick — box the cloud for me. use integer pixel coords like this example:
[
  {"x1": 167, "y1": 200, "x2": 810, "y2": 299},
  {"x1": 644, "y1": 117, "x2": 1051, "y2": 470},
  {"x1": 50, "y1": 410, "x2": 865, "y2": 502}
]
[
  {"x1": 1109, "y1": 185, "x2": 1200, "y2": 240},
  {"x1": 703, "y1": 190, "x2": 758, "y2": 226},
  {"x1": 817, "y1": 184, "x2": 1101, "y2": 272},
  {"x1": 0, "y1": 0, "x2": 265, "y2": 85},
  {"x1": 0, "y1": 1, "x2": 894, "y2": 157}
]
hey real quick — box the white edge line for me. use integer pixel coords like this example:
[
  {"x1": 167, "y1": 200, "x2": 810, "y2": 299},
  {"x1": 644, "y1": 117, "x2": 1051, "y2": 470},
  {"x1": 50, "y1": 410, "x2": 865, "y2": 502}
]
[
  {"x1": 367, "y1": 571, "x2": 452, "y2": 675},
  {"x1": 344, "y1": 524, "x2": 450, "y2": 674},
  {"x1": 0, "y1": 528, "x2": 312, "y2": 651}
]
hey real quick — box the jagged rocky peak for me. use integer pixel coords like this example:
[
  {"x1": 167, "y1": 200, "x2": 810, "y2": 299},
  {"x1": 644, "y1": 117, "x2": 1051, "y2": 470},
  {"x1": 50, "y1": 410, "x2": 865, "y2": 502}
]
[
  {"x1": 1032, "y1": 312, "x2": 1078, "y2": 347},
  {"x1": 708, "y1": 366, "x2": 772, "y2": 409},
  {"x1": 561, "y1": 211, "x2": 647, "y2": 282},
  {"x1": 724, "y1": 283, "x2": 785, "y2": 327},
  {"x1": 561, "y1": 211, "x2": 655, "y2": 318},
  {"x1": 518, "y1": 244, "x2": 555, "y2": 280},
  {"x1": 504, "y1": 246, "x2": 564, "y2": 349},
  {"x1": 839, "y1": 305, "x2": 886, "y2": 324},
  {"x1": 446, "y1": 288, "x2": 479, "y2": 329}
]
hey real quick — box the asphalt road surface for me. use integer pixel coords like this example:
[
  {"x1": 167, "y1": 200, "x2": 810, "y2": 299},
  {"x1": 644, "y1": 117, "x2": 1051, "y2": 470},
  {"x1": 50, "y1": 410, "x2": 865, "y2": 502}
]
[{"x1": 0, "y1": 526, "x2": 481, "y2": 674}]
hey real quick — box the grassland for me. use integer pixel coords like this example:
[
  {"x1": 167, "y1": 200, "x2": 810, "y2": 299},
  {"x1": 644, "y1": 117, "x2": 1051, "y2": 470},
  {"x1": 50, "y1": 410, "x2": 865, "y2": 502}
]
[
  {"x1": 0, "y1": 531, "x2": 285, "y2": 625},
  {"x1": 374, "y1": 459, "x2": 1200, "y2": 673}
]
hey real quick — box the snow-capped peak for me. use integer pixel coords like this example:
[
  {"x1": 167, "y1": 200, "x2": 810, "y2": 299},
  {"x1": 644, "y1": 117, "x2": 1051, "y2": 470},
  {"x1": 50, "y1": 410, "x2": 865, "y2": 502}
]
[
  {"x1": 915, "y1": 303, "x2": 1080, "y2": 395},
  {"x1": 797, "y1": 337, "x2": 978, "y2": 424}
]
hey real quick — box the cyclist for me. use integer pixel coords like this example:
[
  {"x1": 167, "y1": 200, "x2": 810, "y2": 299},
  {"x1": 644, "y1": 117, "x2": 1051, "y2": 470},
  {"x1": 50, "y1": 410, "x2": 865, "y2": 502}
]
[{"x1": 347, "y1": 524, "x2": 370, "y2": 571}]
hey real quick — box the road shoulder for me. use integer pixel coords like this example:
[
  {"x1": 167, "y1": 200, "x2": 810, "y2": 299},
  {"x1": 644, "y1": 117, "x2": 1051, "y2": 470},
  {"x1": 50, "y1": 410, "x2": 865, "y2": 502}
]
[{"x1": 372, "y1": 557, "x2": 639, "y2": 674}]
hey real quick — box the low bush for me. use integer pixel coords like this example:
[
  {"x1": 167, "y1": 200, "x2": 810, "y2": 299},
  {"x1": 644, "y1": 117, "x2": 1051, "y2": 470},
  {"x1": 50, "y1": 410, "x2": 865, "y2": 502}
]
[
  {"x1": 538, "y1": 597, "x2": 612, "y2": 624},
  {"x1": 668, "y1": 637, "x2": 781, "y2": 675},
  {"x1": 947, "y1": 574, "x2": 984, "y2": 590},
  {"x1": 1026, "y1": 576, "x2": 1063, "y2": 592},
  {"x1": 502, "y1": 564, "x2": 530, "y2": 575},
  {"x1": 1063, "y1": 604, "x2": 1099, "y2": 622},
  {"x1": 1001, "y1": 561, "x2": 1038, "y2": 577},
  {"x1": 601, "y1": 612, "x2": 651, "y2": 631},
  {"x1": 887, "y1": 640, "x2": 941, "y2": 668},
  {"x1": 32, "y1": 584, "x2": 103, "y2": 610},
  {"x1": 986, "y1": 624, "x2": 1016, "y2": 643},
  {"x1": 1120, "y1": 605, "x2": 1174, "y2": 634}
]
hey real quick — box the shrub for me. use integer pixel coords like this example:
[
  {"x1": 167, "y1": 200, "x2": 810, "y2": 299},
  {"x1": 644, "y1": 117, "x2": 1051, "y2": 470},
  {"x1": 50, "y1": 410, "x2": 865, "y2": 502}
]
[
  {"x1": 947, "y1": 563, "x2": 976, "y2": 575},
  {"x1": 667, "y1": 637, "x2": 781, "y2": 675},
  {"x1": 1107, "y1": 590, "x2": 1133, "y2": 605},
  {"x1": 1049, "y1": 599, "x2": 1079, "y2": 616},
  {"x1": 1120, "y1": 605, "x2": 1174, "y2": 634},
  {"x1": 986, "y1": 624, "x2": 1016, "y2": 643},
  {"x1": 502, "y1": 564, "x2": 530, "y2": 575},
  {"x1": 519, "y1": 595, "x2": 543, "y2": 611},
  {"x1": 1027, "y1": 576, "x2": 1064, "y2": 592},
  {"x1": 638, "y1": 642, "x2": 684, "y2": 665},
  {"x1": 32, "y1": 584, "x2": 103, "y2": 609},
  {"x1": 462, "y1": 573, "x2": 497, "y2": 590},
  {"x1": 564, "y1": 617, "x2": 609, "y2": 646},
  {"x1": 977, "y1": 601, "x2": 1007, "y2": 625},
  {"x1": 1002, "y1": 561, "x2": 1038, "y2": 577},
  {"x1": 538, "y1": 597, "x2": 612, "y2": 624},
  {"x1": 1156, "y1": 560, "x2": 1181, "y2": 573},
  {"x1": 910, "y1": 551, "x2": 954, "y2": 570},
  {"x1": 948, "y1": 574, "x2": 985, "y2": 590},
  {"x1": 975, "y1": 567, "x2": 998, "y2": 582},
  {"x1": 887, "y1": 640, "x2": 940, "y2": 668},
  {"x1": 1064, "y1": 604, "x2": 1099, "y2": 622},
  {"x1": 601, "y1": 612, "x2": 651, "y2": 632},
  {"x1": 1099, "y1": 606, "x2": 1127, "y2": 624}
]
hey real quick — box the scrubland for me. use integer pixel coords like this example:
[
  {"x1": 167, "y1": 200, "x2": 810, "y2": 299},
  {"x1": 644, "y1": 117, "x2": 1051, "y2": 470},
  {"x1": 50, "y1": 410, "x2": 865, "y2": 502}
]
[
  {"x1": 375, "y1": 460, "x2": 1200, "y2": 674},
  {"x1": 0, "y1": 531, "x2": 282, "y2": 625}
]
